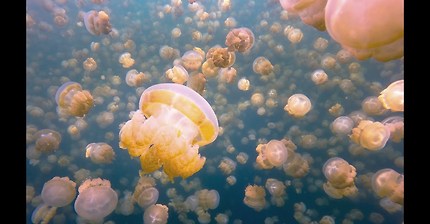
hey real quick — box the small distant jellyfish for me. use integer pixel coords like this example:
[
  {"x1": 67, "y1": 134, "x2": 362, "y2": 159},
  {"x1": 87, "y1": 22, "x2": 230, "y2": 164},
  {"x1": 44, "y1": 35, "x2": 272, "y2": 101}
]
[
  {"x1": 225, "y1": 27, "x2": 255, "y2": 53},
  {"x1": 55, "y1": 81, "x2": 94, "y2": 117},
  {"x1": 126, "y1": 69, "x2": 148, "y2": 87},
  {"x1": 34, "y1": 129, "x2": 62, "y2": 153},
  {"x1": 133, "y1": 176, "x2": 159, "y2": 209},
  {"x1": 218, "y1": 67, "x2": 237, "y2": 84},
  {"x1": 83, "y1": 57, "x2": 97, "y2": 71},
  {"x1": 378, "y1": 80, "x2": 404, "y2": 112},
  {"x1": 143, "y1": 204, "x2": 169, "y2": 224},
  {"x1": 85, "y1": 142, "x2": 115, "y2": 164},
  {"x1": 187, "y1": 72, "x2": 206, "y2": 95},
  {"x1": 256, "y1": 140, "x2": 289, "y2": 169},
  {"x1": 206, "y1": 47, "x2": 236, "y2": 68},
  {"x1": 243, "y1": 185, "x2": 267, "y2": 212},
  {"x1": 313, "y1": 37, "x2": 329, "y2": 51},
  {"x1": 159, "y1": 45, "x2": 180, "y2": 60},
  {"x1": 287, "y1": 28, "x2": 304, "y2": 44},
  {"x1": 361, "y1": 96, "x2": 387, "y2": 116},
  {"x1": 252, "y1": 57, "x2": 274, "y2": 76},
  {"x1": 330, "y1": 116, "x2": 354, "y2": 135},
  {"x1": 119, "y1": 83, "x2": 219, "y2": 180},
  {"x1": 265, "y1": 178, "x2": 287, "y2": 207},
  {"x1": 41, "y1": 176, "x2": 76, "y2": 207},
  {"x1": 215, "y1": 213, "x2": 229, "y2": 224},
  {"x1": 196, "y1": 189, "x2": 220, "y2": 210},
  {"x1": 218, "y1": 157, "x2": 237, "y2": 175},
  {"x1": 226, "y1": 175, "x2": 237, "y2": 185},
  {"x1": 284, "y1": 94, "x2": 312, "y2": 118},
  {"x1": 83, "y1": 10, "x2": 112, "y2": 35},
  {"x1": 311, "y1": 69, "x2": 328, "y2": 85},
  {"x1": 74, "y1": 178, "x2": 118, "y2": 222},
  {"x1": 182, "y1": 50, "x2": 204, "y2": 71},
  {"x1": 237, "y1": 78, "x2": 250, "y2": 91},
  {"x1": 236, "y1": 152, "x2": 249, "y2": 164},
  {"x1": 350, "y1": 120, "x2": 391, "y2": 151},
  {"x1": 165, "y1": 64, "x2": 189, "y2": 84},
  {"x1": 171, "y1": 27, "x2": 182, "y2": 39},
  {"x1": 119, "y1": 52, "x2": 135, "y2": 68}
]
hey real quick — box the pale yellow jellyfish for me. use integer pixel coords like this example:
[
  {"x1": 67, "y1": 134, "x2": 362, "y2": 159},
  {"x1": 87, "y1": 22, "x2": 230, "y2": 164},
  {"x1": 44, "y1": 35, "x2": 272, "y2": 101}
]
[
  {"x1": 218, "y1": 67, "x2": 237, "y2": 84},
  {"x1": 187, "y1": 72, "x2": 206, "y2": 95},
  {"x1": 237, "y1": 78, "x2": 250, "y2": 91},
  {"x1": 372, "y1": 168, "x2": 404, "y2": 205},
  {"x1": 265, "y1": 178, "x2": 286, "y2": 207},
  {"x1": 226, "y1": 175, "x2": 237, "y2": 185},
  {"x1": 85, "y1": 142, "x2": 115, "y2": 164},
  {"x1": 31, "y1": 203, "x2": 57, "y2": 224},
  {"x1": 196, "y1": 189, "x2": 220, "y2": 210},
  {"x1": 279, "y1": 0, "x2": 327, "y2": 31},
  {"x1": 252, "y1": 57, "x2": 274, "y2": 76},
  {"x1": 143, "y1": 204, "x2": 169, "y2": 224},
  {"x1": 119, "y1": 83, "x2": 219, "y2": 180},
  {"x1": 325, "y1": 0, "x2": 404, "y2": 61},
  {"x1": 83, "y1": 10, "x2": 112, "y2": 35},
  {"x1": 55, "y1": 81, "x2": 94, "y2": 117},
  {"x1": 126, "y1": 69, "x2": 148, "y2": 87},
  {"x1": 74, "y1": 178, "x2": 118, "y2": 222},
  {"x1": 41, "y1": 176, "x2": 76, "y2": 207},
  {"x1": 322, "y1": 157, "x2": 358, "y2": 199},
  {"x1": 236, "y1": 152, "x2": 249, "y2": 164},
  {"x1": 361, "y1": 96, "x2": 387, "y2": 116},
  {"x1": 206, "y1": 47, "x2": 236, "y2": 68},
  {"x1": 171, "y1": 27, "x2": 182, "y2": 39},
  {"x1": 313, "y1": 37, "x2": 329, "y2": 51},
  {"x1": 350, "y1": 120, "x2": 391, "y2": 151},
  {"x1": 182, "y1": 50, "x2": 204, "y2": 71},
  {"x1": 311, "y1": 69, "x2": 328, "y2": 85},
  {"x1": 132, "y1": 176, "x2": 159, "y2": 209},
  {"x1": 284, "y1": 94, "x2": 312, "y2": 118},
  {"x1": 330, "y1": 116, "x2": 354, "y2": 135},
  {"x1": 201, "y1": 59, "x2": 220, "y2": 78},
  {"x1": 119, "y1": 52, "x2": 135, "y2": 68},
  {"x1": 159, "y1": 45, "x2": 180, "y2": 60},
  {"x1": 218, "y1": 157, "x2": 237, "y2": 175},
  {"x1": 243, "y1": 185, "x2": 267, "y2": 212},
  {"x1": 215, "y1": 213, "x2": 229, "y2": 224},
  {"x1": 225, "y1": 27, "x2": 255, "y2": 53},
  {"x1": 287, "y1": 28, "x2": 304, "y2": 44},
  {"x1": 378, "y1": 80, "x2": 404, "y2": 112},
  {"x1": 256, "y1": 140, "x2": 289, "y2": 169},
  {"x1": 382, "y1": 116, "x2": 404, "y2": 143},
  {"x1": 34, "y1": 129, "x2": 62, "y2": 153},
  {"x1": 165, "y1": 65, "x2": 189, "y2": 84}
]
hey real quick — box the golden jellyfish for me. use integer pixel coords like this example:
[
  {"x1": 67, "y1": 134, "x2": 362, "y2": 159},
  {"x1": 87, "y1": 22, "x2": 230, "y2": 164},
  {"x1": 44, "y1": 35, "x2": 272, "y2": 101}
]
[
  {"x1": 330, "y1": 116, "x2": 354, "y2": 135},
  {"x1": 165, "y1": 64, "x2": 189, "y2": 84},
  {"x1": 143, "y1": 204, "x2": 169, "y2": 224},
  {"x1": 287, "y1": 28, "x2": 304, "y2": 44},
  {"x1": 320, "y1": 54, "x2": 338, "y2": 70},
  {"x1": 322, "y1": 157, "x2": 358, "y2": 199},
  {"x1": 187, "y1": 72, "x2": 206, "y2": 95},
  {"x1": 218, "y1": 157, "x2": 237, "y2": 175},
  {"x1": 379, "y1": 197, "x2": 402, "y2": 213},
  {"x1": 237, "y1": 78, "x2": 250, "y2": 91},
  {"x1": 119, "y1": 83, "x2": 219, "y2": 180},
  {"x1": 350, "y1": 120, "x2": 391, "y2": 151},
  {"x1": 372, "y1": 168, "x2": 404, "y2": 205},
  {"x1": 83, "y1": 10, "x2": 112, "y2": 35},
  {"x1": 250, "y1": 92, "x2": 265, "y2": 107},
  {"x1": 201, "y1": 59, "x2": 220, "y2": 78},
  {"x1": 196, "y1": 189, "x2": 220, "y2": 210},
  {"x1": 325, "y1": 0, "x2": 404, "y2": 61},
  {"x1": 236, "y1": 152, "x2": 249, "y2": 164},
  {"x1": 361, "y1": 96, "x2": 387, "y2": 116},
  {"x1": 243, "y1": 185, "x2": 267, "y2": 212},
  {"x1": 265, "y1": 178, "x2": 287, "y2": 207},
  {"x1": 224, "y1": 17, "x2": 237, "y2": 28},
  {"x1": 382, "y1": 116, "x2": 404, "y2": 143},
  {"x1": 226, "y1": 175, "x2": 237, "y2": 185},
  {"x1": 215, "y1": 213, "x2": 229, "y2": 224},
  {"x1": 31, "y1": 203, "x2": 57, "y2": 224},
  {"x1": 182, "y1": 50, "x2": 204, "y2": 71},
  {"x1": 159, "y1": 45, "x2": 180, "y2": 60},
  {"x1": 218, "y1": 67, "x2": 237, "y2": 84},
  {"x1": 41, "y1": 176, "x2": 76, "y2": 207},
  {"x1": 320, "y1": 216, "x2": 335, "y2": 224},
  {"x1": 74, "y1": 178, "x2": 118, "y2": 222},
  {"x1": 119, "y1": 52, "x2": 135, "y2": 68},
  {"x1": 126, "y1": 69, "x2": 148, "y2": 87},
  {"x1": 134, "y1": 187, "x2": 159, "y2": 209},
  {"x1": 378, "y1": 80, "x2": 404, "y2": 112},
  {"x1": 225, "y1": 27, "x2": 255, "y2": 53},
  {"x1": 252, "y1": 57, "x2": 274, "y2": 76},
  {"x1": 279, "y1": 0, "x2": 327, "y2": 31},
  {"x1": 256, "y1": 140, "x2": 289, "y2": 169},
  {"x1": 83, "y1": 57, "x2": 97, "y2": 71},
  {"x1": 55, "y1": 81, "x2": 94, "y2": 117},
  {"x1": 85, "y1": 142, "x2": 115, "y2": 164},
  {"x1": 171, "y1": 27, "x2": 182, "y2": 39},
  {"x1": 313, "y1": 37, "x2": 329, "y2": 51},
  {"x1": 284, "y1": 93, "x2": 312, "y2": 118},
  {"x1": 34, "y1": 129, "x2": 61, "y2": 153},
  {"x1": 206, "y1": 47, "x2": 236, "y2": 68},
  {"x1": 311, "y1": 69, "x2": 328, "y2": 85}
]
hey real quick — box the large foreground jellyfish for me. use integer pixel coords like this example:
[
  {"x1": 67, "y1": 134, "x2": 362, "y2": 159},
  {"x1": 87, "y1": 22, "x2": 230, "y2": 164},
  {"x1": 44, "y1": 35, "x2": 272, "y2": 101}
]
[
  {"x1": 325, "y1": 0, "x2": 404, "y2": 61},
  {"x1": 279, "y1": 0, "x2": 328, "y2": 31},
  {"x1": 55, "y1": 81, "x2": 94, "y2": 117},
  {"x1": 119, "y1": 83, "x2": 219, "y2": 180}
]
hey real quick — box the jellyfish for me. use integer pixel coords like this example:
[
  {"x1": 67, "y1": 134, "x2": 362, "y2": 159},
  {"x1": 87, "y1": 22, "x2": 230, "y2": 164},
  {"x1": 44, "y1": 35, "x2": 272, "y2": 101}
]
[
  {"x1": 284, "y1": 94, "x2": 312, "y2": 118},
  {"x1": 201, "y1": 59, "x2": 220, "y2": 78},
  {"x1": 218, "y1": 67, "x2": 237, "y2": 84},
  {"x1": 286, "y1": 28, "x2": 304, "y2": 44},
  {"x1": 279, "y1": 0, "x2": 327, "y2": 31},
  {"x1": 165, "y1": 65, "x2": 189, "y2": 84},
  {"x1": 74, "y1": 178, "x2": 118, "y2": 222},
  {"x1": 350, "y1": 120, "x2": 391, "y2": 151},
  {"x1": 159, "y1": 45, "x2": 180, "y2": 60},
  {"x1": 126, "y1": 69, "x2": 148, "y2": 87},
  {"x1": 41, "y1": 176, "x2": 76, "y2": 207},
  {"x1": 311, "y1": 69, "x2": 328, "y2": 85},
  {"x1": 143, "y1": 204, "x2": 169, "y2": 224},
  {"x1": 252, "y1": 57, "x2": 274, "y2": 76},
  {"x1": 378, "y1": 80, "x2": 404, "y2": 112},
  {"x1": 243, "y1": 185, "x2": 267, "y2": 212},
  {"x1": 237, "y1": 78, "x2": 250, "y2": 91},
  {"x1": 215, "y1": 213, "x2": 229, "y2": 224},
  {"x1": 34, "y1": 129, "x2": 62, "y2": 153},
  {"x1": 31, "y1": 203, "x2": 57, "y2": 224},
  {"x1": 256, "y1": 140, "x2": 289, "y2": 169},
  {"x1": 182, "y1": 50, "x2": 204, "y2": 71},
  {"x1": 325, "y1": 0, "x2": 404, "y2": 61},
  {"x1": 119, "y1": 83, "x2": 219, "y2": 180},
  {"x1": 196, "y1": 189, "x2": 220, "y2": 210},
  {"x1": 55, "y1": 81, "x2": 94, "y2": 117},
  {"x1": 206, "y1": 47, "x2": 236, "y2": 68},
  {"x1": 322, "y1": 157, "x2": 358, "y2": 199},
  {"x1": 187, "y1": 72, "x2": 206, "y2": 95},
  {"x1": 330, "y1": 116, "x2": 354, "y2": 136},
  {"x1": 382, "y1": 116, "x2": 404, "y2": 143},
  {"x1": 236, "y1": 152, "x2": 249, "y2": 164},
  {"x1": 119, "y1": 52, "x2": 135, "y2": 68},
  {"x1": 83, "y1": 10, "x2": 112, "y2": 35},
  {"x1": 265, "y1": 178, "x2": 287, "y2": 207},
  {"x1": 85, "y1": 142, "x2": 115, "y2": 164},
  {"x1": 372, "y1": 168, "x2": 404, "y2": 205},
  {"x1": 225, "y1": 27, "x2": 255, "y2": 53},
  {"x1": 361, "y1": 96, "x2": 387, "y2": 116},
  {"x1": 218, "y1": 157, "x2": 237, "y2": 175}
]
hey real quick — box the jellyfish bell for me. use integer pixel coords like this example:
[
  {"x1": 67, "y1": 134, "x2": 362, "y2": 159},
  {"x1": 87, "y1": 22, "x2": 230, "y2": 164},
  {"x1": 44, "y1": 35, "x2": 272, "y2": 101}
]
[
  {"x1": 284, "y1": 94, "x2": 312, "y2": 118},
  {"x1": 330, "y1": 116, "x2": 354, "y2": 135},
  {"x1": 85, "y1": 142, "x2": 116, "y2": 164},
  {"x1": 325, "y1": 0, "x2": 404, "y2": 61},
  {"x1": 34, "y1": 129, "x2": 62, "y2": 153},
  {"x1": 279, "y1": 0, "x2": 327, "y2": 31},
  {"x1": 225, "y1": 27, "x2": 255, "y2": 53},
  {"x1": 323, "y1": 157, "x2": 356, "y2": 188},
  {"x1": 378, "y1": 80, "x2": 404, "y2": 112},
  {"x1": 143, "y1": 204, "x2": 169, "y2": 224},
  {"x1": 41, "y1": 176, "x2": 76, "y2": 207},
  {"x1": 350, "y1": 120, "x2": 391, "y2": 151},
  {"x1": 119, "y1": 83, "x2": 219, "y2": 180},
  {"x1": 371, "y1": 168, "x2": 404, "y2": 205},
  {"x1": 83, "y1": 10, "x2": 112, "y2": 35},
  {"x1": 55, "y1": 81, "x2": 94, "y2": 117}
]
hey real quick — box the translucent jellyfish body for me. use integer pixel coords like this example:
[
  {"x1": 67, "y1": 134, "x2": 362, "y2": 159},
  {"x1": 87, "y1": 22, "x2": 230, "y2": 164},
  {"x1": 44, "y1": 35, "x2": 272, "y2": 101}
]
[
  {"x1": 256, "y1": 140, "x2": 289, "y2": 169},
  {"x1": 165, "y1": 65, "x2": 189, "y2": 84},
  {"x1": 74, "y1": 178, "x2": 118, "y2": 222},
  {"x1": 83, "y1": 10, "x2": 112, "y2": 35},
  {"x1": 133, "y1": 176, "x2": 159, "y2": 209},
  {"x1": 55, "y1": 81, "x2": 94, "y2": 117},
  {"x1": 225, "y1": 27, "x2": 255, "y2": 53},
  {"x1": 279, "y1": 0, "x2": 327, "y2": 31},
  {"x1": 253, "y1": 57, "x2": 274, "y2": 76},
  {"x1": 206, "y1": 47, "x2": 236, "y2": 68},
  {"x1": 372, "y1": 168, "x2": 404, "y2": 205},
  {"x1": 243, "y1": 185, "x2": 267, "y2": 212},
  {"x1": 143, "y1": 204, "x2": 169, "y2": 224},
  {"x1": 41, "y1": 176, "x2": 76, "y2": 207},
  {"x1": 119, "y1": 83, "x2": 219, "y2": 180},
  {"x1": 34, "y1": 129, "x2": 62, "y2": 153},
  {"x1": 322, "y1": 157, "x2": 358, "y2": 199},
  {"x1": 330, "y1": 116, "x2": 354, "y2": 135},
  {"x1": 325, "y1": 0, "x2": 404, "y2": 61},
  {"x1": 350, "y1": 120, "x2": 391, "y2": 151},
  {"x1": 378, "y1": 80, "x2": 404, "y2": 112},
  {"x1": 181, "y1": 50, "x2": 204, "y2": 71},
  {"x1": 85, "y1": 142, "x2": 115, "y2": 164},
  {"x1": 284, "y1": 94, "x2": 312, "y2": 118}
]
